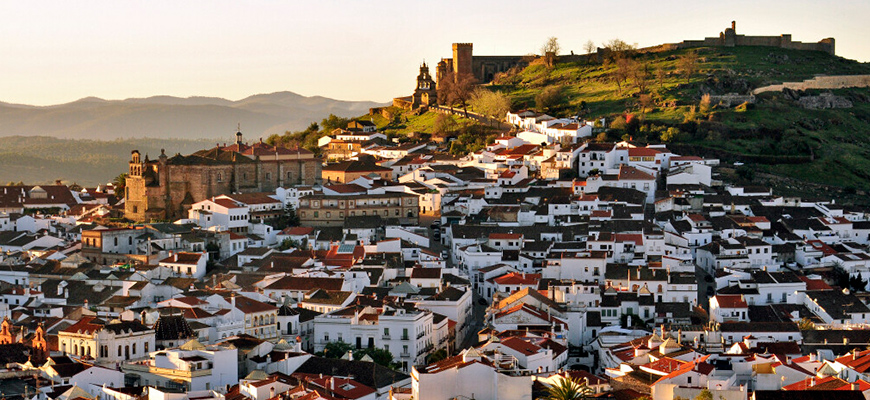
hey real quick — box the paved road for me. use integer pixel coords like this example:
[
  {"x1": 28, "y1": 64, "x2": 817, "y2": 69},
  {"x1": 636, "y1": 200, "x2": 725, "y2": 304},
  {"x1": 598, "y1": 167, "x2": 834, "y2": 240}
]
[{"x1": 421, "y1": 213, "x2": 486, "y2": 352}]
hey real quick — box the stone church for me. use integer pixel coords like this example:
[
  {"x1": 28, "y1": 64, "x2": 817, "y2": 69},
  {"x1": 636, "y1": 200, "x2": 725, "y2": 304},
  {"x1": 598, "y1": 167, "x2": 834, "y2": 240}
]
[{"x1": 124, "y1": 131, "x2": 320, "y2": 221}]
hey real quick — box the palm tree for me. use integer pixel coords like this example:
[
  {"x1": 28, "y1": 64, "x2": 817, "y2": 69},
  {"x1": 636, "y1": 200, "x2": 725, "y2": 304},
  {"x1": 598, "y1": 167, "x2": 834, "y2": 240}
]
[{"x1": 546, "y1": 376, "x2": 594, "y2": 400}]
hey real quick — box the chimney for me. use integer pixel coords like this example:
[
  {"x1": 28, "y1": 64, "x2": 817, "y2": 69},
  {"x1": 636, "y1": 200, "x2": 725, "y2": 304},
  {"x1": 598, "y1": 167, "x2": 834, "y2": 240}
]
[
  {"x1": 854, "y1": 348, "x2": 859, "y2": 360},
  {"x1": 64, "y1": 288, "x2": 68, "y2": 299},
  {"x1": 231, "y1": 293, "x2": 236, "y2": 308},
  {"x1": 811, "y1": 377, "x2": 816, "y2": 386},
  {"x1": 174, "y1": 253, "x2": 178, "y2": 262},
  {"x1": 331, "y1": 377, "x2": 335, "y2": 391},
  {"x1": 140, "y1": 311, "x2": 147, "y2": 324},
  {"x1": 852, "y1": 382, "x2": 860, "y2": 391},
  {"x1": 83, "y1": 299, "x2": 88, "y2": 309},
  {"x1": 270, "y1": 387, "x2": 275, "y2": 398}
]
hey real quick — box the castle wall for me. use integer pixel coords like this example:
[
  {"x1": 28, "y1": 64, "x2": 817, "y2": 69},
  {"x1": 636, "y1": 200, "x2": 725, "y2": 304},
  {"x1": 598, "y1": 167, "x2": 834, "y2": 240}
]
[
  {"x1": 637, "y1": 34, "x2": 834, "y2": 56},
  {"x1": 471, "y1": 56, "x2": 527, "y2": 83},
  {"x1": 753, "y1": 74, "x2": 870, "y2": 94}
]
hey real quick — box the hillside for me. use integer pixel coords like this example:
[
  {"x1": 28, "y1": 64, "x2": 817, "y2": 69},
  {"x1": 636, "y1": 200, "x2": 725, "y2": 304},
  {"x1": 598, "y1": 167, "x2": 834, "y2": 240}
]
[
  {"x1": 0, "y1": 137, "x2": 212, "y2": 186},
  {"x1": 490, "y1": 46, "x2": 870, "y2": 191},
  {"x1": 0, "y1": 92, "x2": 387, "y2": 140}
]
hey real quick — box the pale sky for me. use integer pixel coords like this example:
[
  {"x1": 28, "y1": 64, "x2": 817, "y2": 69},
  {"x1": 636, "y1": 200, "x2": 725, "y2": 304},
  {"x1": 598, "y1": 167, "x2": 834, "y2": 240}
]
[{"x1": 1, "y1": 0, "x2": 867, "y2": 106}]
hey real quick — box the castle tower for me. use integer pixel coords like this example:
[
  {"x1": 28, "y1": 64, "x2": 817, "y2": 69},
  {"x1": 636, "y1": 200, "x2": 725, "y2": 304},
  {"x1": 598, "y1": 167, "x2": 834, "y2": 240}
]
[{"x1": 452, "y1": 43, "x2": 473, "y2": 76}]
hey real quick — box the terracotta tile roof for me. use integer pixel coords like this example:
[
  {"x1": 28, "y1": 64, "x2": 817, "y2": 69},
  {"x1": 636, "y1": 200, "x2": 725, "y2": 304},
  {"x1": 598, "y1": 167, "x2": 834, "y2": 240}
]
[
  {"x1": 714, "y1": 295, "x2": 748, "y2": 308},
  {"x1": 281, "y1": 227, "x2": 315, "y2": 236},
  {"x1": 213, "y1": 198, "x2": 245, "y2": 209},
  {"x1": 618, "y1": 165, "x2": 655, "y2": 181},
  {"x1": 492, "y1": 272, "x2": 540, "y2": 286},
  {"x1": 627, "y1": 148, "x2": 661, "y2": 157},
  {"x1": 498, "y1": 336, "x2": 542, "y2": 356},
  {"x1": 61, "y1": 317, "x2": 103, "y2": 335},
  {"x1": 229, "y1": 295, "x2": 278, "y2": 314}
]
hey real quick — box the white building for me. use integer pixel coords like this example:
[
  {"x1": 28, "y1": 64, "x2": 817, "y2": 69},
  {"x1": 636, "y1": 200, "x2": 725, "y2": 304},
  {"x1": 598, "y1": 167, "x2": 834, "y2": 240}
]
[
  {"x1": 59, "y1": 317, "x2": 155, "y2": 365},
  {"x1": 121, "y1": 339, "x2": 238, "y2": 391}
]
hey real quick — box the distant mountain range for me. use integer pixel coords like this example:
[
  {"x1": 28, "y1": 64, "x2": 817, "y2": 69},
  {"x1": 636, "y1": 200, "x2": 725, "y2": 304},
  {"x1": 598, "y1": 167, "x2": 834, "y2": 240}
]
[{"x1": 0, "y1": 92, "x2": 388, "y2": 140}]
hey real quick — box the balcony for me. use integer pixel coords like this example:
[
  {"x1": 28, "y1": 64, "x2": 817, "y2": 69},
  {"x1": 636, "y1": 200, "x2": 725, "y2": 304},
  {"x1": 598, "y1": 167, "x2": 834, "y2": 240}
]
[
  {"x1": 382, "y1": 335, "x2": 391, "y2": 340},
  {"x1": 416, "y1": 331, "x2": 425, "y2": 339},
  {"x1": 401, "y1": 335, "x2": 410, "y2": 341},
  {"x1": 400, "y1": 352, "x2": 411, "y2": 358}
]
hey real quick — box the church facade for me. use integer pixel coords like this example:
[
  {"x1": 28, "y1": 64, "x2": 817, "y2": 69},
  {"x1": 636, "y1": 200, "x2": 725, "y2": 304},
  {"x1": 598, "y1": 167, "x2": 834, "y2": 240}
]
[{"x1": 124, "y1": 132, "x2": 321, "y2": 222}]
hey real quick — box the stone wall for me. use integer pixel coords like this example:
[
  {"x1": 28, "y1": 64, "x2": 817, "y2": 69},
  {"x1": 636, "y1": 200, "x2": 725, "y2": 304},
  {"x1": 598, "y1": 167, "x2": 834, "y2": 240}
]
[
  {"x1": 753, "y1": 75, "x2": 870, "y2": 94},
  {"x1": 636, "y1": 22, "x2": 834, "y2": 56},
  {"x1": 125, "y1": 157, "x2": 320, "y2": 221}
]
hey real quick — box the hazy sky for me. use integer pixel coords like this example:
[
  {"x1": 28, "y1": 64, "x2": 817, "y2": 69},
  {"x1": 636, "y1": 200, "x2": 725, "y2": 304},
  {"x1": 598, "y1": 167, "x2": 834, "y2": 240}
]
[{"x1": 1, "y1": 1, "x2": 867, "y2": 106}]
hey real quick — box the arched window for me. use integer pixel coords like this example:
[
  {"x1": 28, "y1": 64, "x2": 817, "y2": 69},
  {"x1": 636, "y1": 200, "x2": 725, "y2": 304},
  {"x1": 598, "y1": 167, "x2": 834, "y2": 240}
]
[
  {"x1": 217, "y1": 173, "x2": 222, "y2": 182},
  {"x1": 73, "y1": 344, "x2": 78, "y2": 355},
  {"x1": 118, "y1": 345, "x2": 122, "y2": 357},
  {"x1": 132, "y1": 343, "x2": 137, "y2": 355}
]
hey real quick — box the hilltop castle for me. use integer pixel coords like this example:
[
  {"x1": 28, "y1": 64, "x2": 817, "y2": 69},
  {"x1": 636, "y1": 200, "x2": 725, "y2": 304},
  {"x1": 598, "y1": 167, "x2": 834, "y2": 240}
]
[
  {"x1": 124, "y1": 131, "x2": 320, "y2": 221},
  {"x1": 644, "y1": 21, "x2": 835, "y2": 55},
  {"x1": 436, "y1": 43, "x2": 528, "y2": 85}
]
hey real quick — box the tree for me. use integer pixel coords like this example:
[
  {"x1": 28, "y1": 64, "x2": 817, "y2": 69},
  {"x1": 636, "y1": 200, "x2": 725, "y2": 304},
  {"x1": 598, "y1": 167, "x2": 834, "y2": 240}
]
[
  {"x1": 638, "y1": 94, "x2": 654, "y2": 118},
  {"x1": 535, "y1": 86, "x2": 563, "y2": 112},
  {"x1": 113, "y1": 173, "x2": 128, "y2": 198},
  {"x1": 583, "y1": 40, "x2": 596, "y2": 55},
  {"x1": 438, "y1": 71, "x2": 477, "y2": 115},
  {"x1": 319, "y1": 341, "x2": 354, "y2": 358},
  {"x1": 736, "y1": 165, "x2": 755, "y2": 182},
  {"x1": 272, "y1": 204, "x2": 300, "y2": 231},
  {"x1": 427, "y1": 349, "x2": 448, "y2": 364},
  {"x1": 695, "y1": 389, "x2": 713, "y2": 400},
  {"x1": 630, "y1": 61, "x2": 652, "y2": 94},
  {"x1": 797, "y1": 318, "x2": 816, "y2": 331},
  {"x1": 321, "y1": 114, "x2": 350, "y2": 133},
  {"x1": 604, "y1": 38, "x2": 636, "y2": 61},
  {"x1": 432, "y1": 113, "x2": 456, "y2": 137},
  {"x1": 677, "y1": 51, "x2": 699, "y2": 84},
  {"x1": 613, "y1": 58, "x2": 632, "y2": 94},
  {"x1": 354, "y1": 347, "x2": 394, "y2": 368},
  {"x1": 469, "y1": 88, "x2": 511, "y2": 125},
  {"x1": 546, "y1": 376, "x2": 594, "y2": 400},
  {"x1": 661, "y1": 127, "x2": 683, "y2": 143},
  {"x1": 699, "y1": 94, "x2": 713, "y2": 115},
  {"x1": 655, "y1": 67, "x2": 666, "y2": 88},
  {"x1": 541, "y1": 37, "x2": 561, "y2": 68}
]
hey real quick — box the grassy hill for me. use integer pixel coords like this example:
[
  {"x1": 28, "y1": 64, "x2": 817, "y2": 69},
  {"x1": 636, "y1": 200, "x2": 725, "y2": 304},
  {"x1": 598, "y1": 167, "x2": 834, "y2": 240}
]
[{"x1": 489, "y1": 46, "x2": 870, "y2": 192}]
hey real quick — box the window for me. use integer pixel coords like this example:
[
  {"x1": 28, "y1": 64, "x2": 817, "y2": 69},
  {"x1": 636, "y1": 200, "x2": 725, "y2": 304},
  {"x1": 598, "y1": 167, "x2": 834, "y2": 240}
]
[
  {"x1": 266, "y1": 172, "x2": 271, "y2": 180},
  {"x1": 217, "y1": 173, "x2": 222, "y2": 182}
]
